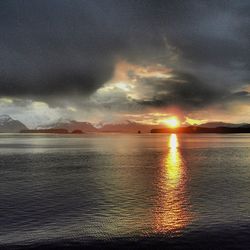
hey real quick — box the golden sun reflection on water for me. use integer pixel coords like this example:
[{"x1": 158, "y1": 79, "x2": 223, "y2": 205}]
[
  {"x1": 154, "y1": 134, "x2": 192, "y2": 233},
  {"x1": 167, "y1": 134, "x2": 181, "y2": 186}
]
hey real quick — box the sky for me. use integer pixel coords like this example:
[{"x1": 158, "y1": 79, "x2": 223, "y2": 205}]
[{"x1": 0, "y1": 0, "x2": 249, "y2": 127}]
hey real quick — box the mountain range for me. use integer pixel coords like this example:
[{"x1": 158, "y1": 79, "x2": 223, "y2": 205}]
[
  {"x1": 37, "y1": 118, "x2": 98, "y2": 132},
  {"x1": 0, "y1": 115, "x2": 27, "y2": 133},
  {"x1": 1, "y1": 114, "x2": 250, "y2": 133},
  {"x1": 98, "y1": 120, "x2": 162, "y2": 133},
  {"x1": 198, "y1": 122, "x2": 249, "y2": 128}
]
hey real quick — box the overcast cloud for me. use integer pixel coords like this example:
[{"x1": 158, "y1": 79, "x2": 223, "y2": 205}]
[{"x1": 0, "y1": 0, "x2": 249, "y2": 126}]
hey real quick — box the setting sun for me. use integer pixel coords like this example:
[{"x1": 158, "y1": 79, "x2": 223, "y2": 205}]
[{"x1": 163, "y1": 117, "x2": 180, "y2": 128}]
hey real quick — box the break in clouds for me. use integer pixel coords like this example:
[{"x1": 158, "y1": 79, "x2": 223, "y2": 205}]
[{"x1": 0, "y1": 0, "x2": 249, "y2": 126}]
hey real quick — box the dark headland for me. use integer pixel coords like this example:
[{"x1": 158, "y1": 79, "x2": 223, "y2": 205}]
[{"x1": 151, "y1": 126, "x2": 250, "y2": 133}]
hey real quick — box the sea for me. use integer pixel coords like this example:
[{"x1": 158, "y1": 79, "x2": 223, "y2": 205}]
[{"x1": 0, "y1": 133, "x2": 250, "y2": 249}]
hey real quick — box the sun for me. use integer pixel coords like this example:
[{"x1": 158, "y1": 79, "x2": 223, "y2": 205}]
[{"x1": 163, "y1": 117, "x2": 180, "y2": 128}]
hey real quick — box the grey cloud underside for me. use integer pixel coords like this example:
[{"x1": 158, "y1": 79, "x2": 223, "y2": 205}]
[
  {"x1": 134, "y1": 71, "x2": 250, "y2": 109},
  {"x1": 133, "y1": 72, "x2": 224, "y2": 109},
  {"x1": 0, "y1": 0, "x2": 249, "y2": 110}
]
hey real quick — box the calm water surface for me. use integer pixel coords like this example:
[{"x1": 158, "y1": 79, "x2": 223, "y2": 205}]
[{"x1": 0, "y1": 133, "x2": 250, "y2": 247}]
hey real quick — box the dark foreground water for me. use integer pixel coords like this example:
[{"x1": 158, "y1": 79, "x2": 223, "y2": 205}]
[{"x1": 0, "y1": 133, "x2": 250, "y2": 249}]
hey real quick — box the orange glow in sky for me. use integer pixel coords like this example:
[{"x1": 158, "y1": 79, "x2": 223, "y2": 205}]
[{"x1": 163, "y1": 117, "x2": 180, "y2": 128}]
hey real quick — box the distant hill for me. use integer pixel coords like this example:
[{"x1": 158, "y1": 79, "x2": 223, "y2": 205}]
[
  {"x1": 239, "y1": 124, "x2": 250, "y2": 128},
  {"x1": 198, "y1": 122, "x2": 249, "y2": 128},
  {"x1": 21, "y1": 129, "x2": 68, "y2": 134},
  {"x1": 99, "y1": 120, "x2": 161, "y2": 133},
  {"x1": 37, "y1": 119, "x2": 97, "y2": 133},
  {"x1": 0, "y1": 115, "x2": 28, "y2": 133}
]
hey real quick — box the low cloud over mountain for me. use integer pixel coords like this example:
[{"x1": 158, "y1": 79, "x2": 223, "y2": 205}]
[{"x1": 0, "y1": 115, "x2": 27, "y2": 133}]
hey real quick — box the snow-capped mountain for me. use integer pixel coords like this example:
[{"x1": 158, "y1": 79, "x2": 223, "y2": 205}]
[{"x1": 0, "y1": 115, "x2": 28, "y2": 133}]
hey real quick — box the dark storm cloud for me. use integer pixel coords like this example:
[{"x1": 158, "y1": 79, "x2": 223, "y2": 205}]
[
  {"x1": 0, "y1": 0, "x2": 249, "y2": 109},
  {"x1": 0, "y1": 0, "x2": 124, "y2": 97},
  {"x1": 133, "y1": 70, "x2": 250, "y2": 110},
  {"x1": 134, "y1": 71, "x2": 225, "y2": 109},
  {"x1": 226, "y1": 90, "x2": 250, "y2": 103}
]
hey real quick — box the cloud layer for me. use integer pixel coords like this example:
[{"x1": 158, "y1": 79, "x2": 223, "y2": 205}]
[{"x1": 0, "y1": 0, "x2": 249, "y2": 125}]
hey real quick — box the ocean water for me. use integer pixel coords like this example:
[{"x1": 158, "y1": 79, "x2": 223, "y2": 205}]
[{"x1": 0, "y1": 133, "x2": 250, "y2": 249}]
